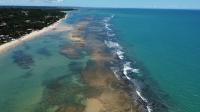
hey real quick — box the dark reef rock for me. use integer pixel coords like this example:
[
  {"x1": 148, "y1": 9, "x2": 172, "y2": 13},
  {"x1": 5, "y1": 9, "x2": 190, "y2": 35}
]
[
  {"x1": 34, "y1": 74, "x2": 87, "y2": 112},
  {"x1": 12, "y1": 50, "x2": 34, "y2": 69},
  {"x1": 68, "y1": 61, "x2": 83, "y2": 73}
]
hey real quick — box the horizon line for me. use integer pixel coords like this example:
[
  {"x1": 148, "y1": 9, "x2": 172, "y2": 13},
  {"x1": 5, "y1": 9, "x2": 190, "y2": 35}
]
[{"x1": 0, "y1": 5, "x2": 200, "y2": 11}]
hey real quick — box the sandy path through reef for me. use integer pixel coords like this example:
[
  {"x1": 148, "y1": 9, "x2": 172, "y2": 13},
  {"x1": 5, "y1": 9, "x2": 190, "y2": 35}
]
[
  {"x1": 0, "y1": 15, "x2": 71, "y2": 54},
  {"x1": 67, "y1": 21, "x2": 137, "y2": 112}
]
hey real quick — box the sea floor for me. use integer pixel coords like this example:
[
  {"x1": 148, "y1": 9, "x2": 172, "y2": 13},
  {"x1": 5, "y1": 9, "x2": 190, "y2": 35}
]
[{"x1": 0, "y1": 11, "x2": 137, "y2": 112}]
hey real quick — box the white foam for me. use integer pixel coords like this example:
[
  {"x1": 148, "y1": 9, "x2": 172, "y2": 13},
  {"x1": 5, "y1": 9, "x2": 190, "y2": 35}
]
[
  {"x1": 136, "y1": 90, "x2": 153, "y2": 112},
  {"x1": 123, "y1": 62, "x2": 137, "y2": 80},
  {"x1": 103, "y1": 14, "x2": 152, "y2": 112},
  {"x1": 147, "y1": 105, "x2": 153, "y2": 112},
  {"x1": 123, "y1": 62, "x2": 132, "y2": 75},
  {"x1": 103, "y1": 15, "x2": 115, "y2": 31},
  {"x1": 104, "y1": 41, "x2": 124, "y2": 60},
  {"x1": 105, "y1": 23, "x2": 112, "y2": 31},
  {"x1": 107, "y1": 32, "x2": 115, "y2": 37},
  {"x1": 123, "y1": 62, "x2": 140, "y2": 75},
  {"x1": 104, "y1": 41, "x2": 121, "y2": 49},
  {"x1": 116, "y1": 50, "x2": 124, "y2": 60},
  {"x1": 136, "y1": 90, "x2": 148, "y2": 103},
  {"x1": 132, "y1": 68, "x2": 140, "y2": 73},
  {"x1": 103, "y1": 14, "x2": 114, "y2": 23}
]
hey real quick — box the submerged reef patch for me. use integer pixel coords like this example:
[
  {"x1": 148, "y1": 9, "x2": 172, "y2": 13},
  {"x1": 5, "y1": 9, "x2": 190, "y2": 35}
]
[
  {"x1": 60, "y1": 46, "x2": 83, "y2": 59},
  {"x1": 59, "y1": 21, "x2": 88, "y2": 60},
  {"x1": 36, "y1": 47, "x2": 52, "y2": 57},
  {"x1": 68, "y1": 61, "x2": 84, "y2": 73},
  {"x1": 34, "y1": 74, "x2": 88, "y2": 112},
  {"x1": 12, "y1": 50, "x2": 34, "y2": 69}
]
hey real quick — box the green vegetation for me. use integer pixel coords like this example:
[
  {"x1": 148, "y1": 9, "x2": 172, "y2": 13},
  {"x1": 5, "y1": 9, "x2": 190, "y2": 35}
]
[{"x1": 0, "y1": 7, "x2": 74, "y2": 45}]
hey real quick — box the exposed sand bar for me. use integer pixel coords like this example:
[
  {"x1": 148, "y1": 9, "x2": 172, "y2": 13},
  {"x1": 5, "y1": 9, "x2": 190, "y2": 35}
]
[{"x1": 0, "y1": 14, "x2": 68, "y2": 54}]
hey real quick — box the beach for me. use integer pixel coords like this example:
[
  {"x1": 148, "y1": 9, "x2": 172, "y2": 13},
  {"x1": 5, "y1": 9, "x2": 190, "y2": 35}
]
[
  {"x1": 0, "y1": 8, "x2": 157, "y2": 112},
  {"x1": 0, "y1": 8, "x2": 200, "y2": 112},
  {"x1": 0, "y1": 9, "x2": 139, "y2": 112},
  {"x1": 0, "y1": 14, "x2": 69, "y2": 53}
]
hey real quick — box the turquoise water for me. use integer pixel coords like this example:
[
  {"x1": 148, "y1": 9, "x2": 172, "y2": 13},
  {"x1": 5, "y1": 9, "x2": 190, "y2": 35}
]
[
  {"x1": 0, "y1": 8, "x2": 200, "y2": 112},
  {"x1": 80, "y1": 8, "x2": 200, "y2": 112},
  {"x1": 110, "y1": 9, "x2": 200, "y2": 112},
  {"x1": 0, "y1": 18, "x2": 90, "y2": 112}
]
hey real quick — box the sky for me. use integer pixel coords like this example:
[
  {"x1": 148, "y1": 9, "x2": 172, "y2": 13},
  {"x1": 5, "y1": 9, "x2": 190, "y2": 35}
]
[{"x1": 0, "y1": 0, "x2": 200, "y2": 9}]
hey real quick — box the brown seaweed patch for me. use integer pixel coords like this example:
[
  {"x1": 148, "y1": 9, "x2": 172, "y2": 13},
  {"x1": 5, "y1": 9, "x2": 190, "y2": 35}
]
[
  {"x1": 82, "y1": 60, "x2": 137, "y2": 112},
  {"x1": 81, "y1": 42, "x2": 137, "y2": 112},
  {"x1": 67, "y1": 21, "x2": 89, "y2": 47},
  {"x1": 69, "y1": 33, "x2": 85, "y2": 44},
  {"x1": 59, "y1": 34, "x2": 87, "y2": 59},
  {"x1": 84, "y1": 98, "x2": 104, "y2": 112},
  {"x1": 56, "y1": 105, "x2": 84, "y2": 112},
  {"x1": 34, "y1": 74, "x2": 89, "y2": 112},
  {"x1": 60, "y1": 21, "x2": 89, "y2": 60},
  {"x1": 12, "y1": 50, "x2": 34, "y2": 69},
  {"x1": 82, "y1": 60, "x2": 116, "y2": 88},
  {"x1": 60, "y1": 46, "x2": 83, "y2": 59},
  {"x1": 99, "y1": 89, "x2": 136, "y2": 112}
]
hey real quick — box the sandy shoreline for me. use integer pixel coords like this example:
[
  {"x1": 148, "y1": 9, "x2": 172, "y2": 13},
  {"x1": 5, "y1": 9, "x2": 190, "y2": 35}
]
[{"x1": 0, "y1": 14, "x2": 68, "y2": 54}]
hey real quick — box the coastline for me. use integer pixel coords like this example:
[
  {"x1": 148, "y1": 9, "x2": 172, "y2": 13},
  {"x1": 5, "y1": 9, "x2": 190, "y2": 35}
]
[
  {"x1": 0, "y1": 10, "x2": 163, "y2": 112},
  {"x1": 0, "y1": 8, "x2": 199, "y2": 112},
  {"x1": 0, "y1": 14, "x2": 68, "y2": 54}
]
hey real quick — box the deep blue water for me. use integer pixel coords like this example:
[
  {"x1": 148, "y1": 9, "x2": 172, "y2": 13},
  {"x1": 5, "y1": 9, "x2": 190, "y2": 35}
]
[
  {"x1": 0, "y1": 8, "x2": 200, "y2": 112},
  {"x1": 108, "y1": 9, "x2": 200, "y2": 112},
  {"x1": 37, "y1": 8, "x2": 200, "y2": 112},
  {"x1": 78, "y1": 8, "x2": 200, "y2": 112}
]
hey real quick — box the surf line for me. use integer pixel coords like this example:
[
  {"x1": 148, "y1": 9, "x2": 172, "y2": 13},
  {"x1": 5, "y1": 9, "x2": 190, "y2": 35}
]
[{"x1": 103, "y1": 15, "x2": 153, "y2": 112}]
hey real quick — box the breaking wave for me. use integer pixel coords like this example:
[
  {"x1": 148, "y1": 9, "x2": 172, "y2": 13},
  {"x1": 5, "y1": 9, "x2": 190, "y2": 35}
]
[{"x1": 102, "y1": 15, "x2": 154, "y2": 112}]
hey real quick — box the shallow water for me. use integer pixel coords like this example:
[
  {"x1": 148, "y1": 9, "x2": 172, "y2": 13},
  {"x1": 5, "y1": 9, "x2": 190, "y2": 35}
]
[
  {"x1": 0, "y1": 18, "x2": 90, "y2": 112},
  {"x1": 1, "y1": 8, "x2": 200, "y2": 112},
  {"x1": 68, "y1": 8, "x2": 200, "y2": 112},
  {"x1": 0, "y1": 9, "x2": 136, "y2": 112}
]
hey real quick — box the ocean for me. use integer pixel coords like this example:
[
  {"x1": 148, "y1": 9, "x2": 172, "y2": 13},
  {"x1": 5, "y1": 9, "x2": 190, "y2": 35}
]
[
  {"x1": 0, "y1": 8, "x2": 200, "y2": 112},
  {"x1": 110, "y1": 9, "x2": 200, "y2": 112}
]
